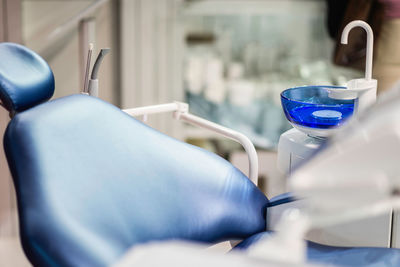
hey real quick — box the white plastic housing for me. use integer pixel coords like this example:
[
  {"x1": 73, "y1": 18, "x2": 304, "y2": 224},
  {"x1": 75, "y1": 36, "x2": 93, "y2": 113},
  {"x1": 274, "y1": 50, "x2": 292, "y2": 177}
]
[
  {"x1": 277, "y1": 128, "x2": 324, "y2": 174},
  {"x1": 327, "y1": 78, "x2": 377, "y2": 114}
]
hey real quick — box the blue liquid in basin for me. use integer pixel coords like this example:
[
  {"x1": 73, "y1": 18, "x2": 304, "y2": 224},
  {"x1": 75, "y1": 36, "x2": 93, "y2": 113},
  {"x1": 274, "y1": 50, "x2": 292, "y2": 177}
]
[{"x1": 281, "y1": 86, "x2": 355, "y2": 129}]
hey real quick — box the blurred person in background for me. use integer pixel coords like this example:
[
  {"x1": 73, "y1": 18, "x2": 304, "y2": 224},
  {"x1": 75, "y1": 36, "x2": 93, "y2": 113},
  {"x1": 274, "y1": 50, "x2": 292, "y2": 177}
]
[{"x1": 327, "y1": 0, "x2": 400, "y2": 93}]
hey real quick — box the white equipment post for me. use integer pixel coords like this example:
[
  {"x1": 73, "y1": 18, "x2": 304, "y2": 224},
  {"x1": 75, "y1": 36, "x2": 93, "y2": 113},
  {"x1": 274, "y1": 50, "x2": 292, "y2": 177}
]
[{"x1": 123, "y1": 102, "x2": 259, "y2": 185}]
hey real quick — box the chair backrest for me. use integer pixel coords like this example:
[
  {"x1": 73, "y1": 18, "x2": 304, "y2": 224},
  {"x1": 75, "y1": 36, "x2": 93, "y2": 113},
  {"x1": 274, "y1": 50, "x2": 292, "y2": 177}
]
[{"x1": 1, "y1": 43, "x2": 269, "y2": 267}]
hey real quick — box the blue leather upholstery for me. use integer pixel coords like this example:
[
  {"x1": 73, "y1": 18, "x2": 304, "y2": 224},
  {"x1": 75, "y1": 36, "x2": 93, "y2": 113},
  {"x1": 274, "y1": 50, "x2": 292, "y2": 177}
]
[
  {"x1": 0, "y1": 43, "x2": 54, "y2": 112},
  {"x1": 234, "y1": 231, "x2": 400, "y2": 266},
  {"x1": 4, "y1": 95, "x2": 268, "y2": 267}
]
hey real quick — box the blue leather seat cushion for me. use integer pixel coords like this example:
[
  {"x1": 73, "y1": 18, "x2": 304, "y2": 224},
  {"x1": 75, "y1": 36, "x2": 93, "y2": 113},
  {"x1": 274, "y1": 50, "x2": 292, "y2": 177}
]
[
  {"x1": 234, "y1": 231, "x2": 400, "y2": 266},
  {"x1": 4, "y1": 94, "x2": 268, "y2": 267}
]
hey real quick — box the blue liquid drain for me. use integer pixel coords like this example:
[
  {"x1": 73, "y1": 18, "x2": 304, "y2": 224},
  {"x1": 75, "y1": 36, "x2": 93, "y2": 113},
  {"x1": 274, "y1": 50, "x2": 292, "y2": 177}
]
[
  {"x1": 312, "y1": 110, "x2": 342, "y2": 119},
  {"x1": 288, "y1": 106, "x2": 354, "y2": 128}
]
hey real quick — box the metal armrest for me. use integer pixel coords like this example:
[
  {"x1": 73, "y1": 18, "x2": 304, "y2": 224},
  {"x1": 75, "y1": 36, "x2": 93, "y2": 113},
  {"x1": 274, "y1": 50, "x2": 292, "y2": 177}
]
[{"x1": 123, "y1": 102, "x2": 258, "y2": 185}]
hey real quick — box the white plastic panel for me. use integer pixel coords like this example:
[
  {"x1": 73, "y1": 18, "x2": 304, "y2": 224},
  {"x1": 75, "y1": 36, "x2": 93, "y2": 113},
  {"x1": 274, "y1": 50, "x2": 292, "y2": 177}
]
[
  {"x1": 267, "y1": 199, "x2": 392, "y2": 248},
  {"x1": 391, "y1": 211, "x2": 400, "y2": 248}
]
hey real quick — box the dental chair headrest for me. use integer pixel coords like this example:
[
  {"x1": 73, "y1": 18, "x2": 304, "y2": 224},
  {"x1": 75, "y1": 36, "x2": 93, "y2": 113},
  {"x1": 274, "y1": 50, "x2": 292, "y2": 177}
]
[{"x1": 0, "y1": 43, "x2": 54, "y2": 113}]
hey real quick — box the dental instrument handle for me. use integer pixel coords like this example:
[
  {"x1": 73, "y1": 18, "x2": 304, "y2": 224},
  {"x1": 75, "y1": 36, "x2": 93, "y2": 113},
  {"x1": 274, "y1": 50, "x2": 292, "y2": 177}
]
[
  {"x1": 88, "y1": 79, "x2": 99, "y2": 97},
  {"x1": 83, "y1": 43, "x2": 94, "y2": 93},
  {"x1": 90, "y1": 48, "x2": 110, "y2": 79},
  {"x1": 341, "y1": 20, "x2": 374, "y2": 80},
  {"x1": 88, "y1": 48, "x2": 110, "y2": 97}
]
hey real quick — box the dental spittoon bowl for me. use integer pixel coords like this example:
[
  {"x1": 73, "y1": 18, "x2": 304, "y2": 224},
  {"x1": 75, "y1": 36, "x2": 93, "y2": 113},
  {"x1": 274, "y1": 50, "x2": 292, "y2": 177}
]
[{"x1": 281, "y1": 86, "x2": 355, "y2": 130}]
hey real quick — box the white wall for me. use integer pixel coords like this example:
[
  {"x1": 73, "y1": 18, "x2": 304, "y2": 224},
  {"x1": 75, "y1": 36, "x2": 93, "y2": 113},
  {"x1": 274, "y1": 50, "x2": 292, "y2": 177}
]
[
  {"x1": 120, "y1": 0, "x2": 184, "y2": 137},
  {"x1": 0, "y1": 109, "x2": 14, "y2": 239},
  {"x1": 23, "y1": 0, "x2": 120, "y2": 104}
]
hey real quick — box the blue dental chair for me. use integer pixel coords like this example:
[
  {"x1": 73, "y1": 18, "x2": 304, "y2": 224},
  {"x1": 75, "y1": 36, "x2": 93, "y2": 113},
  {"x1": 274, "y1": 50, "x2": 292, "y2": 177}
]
[{"x1": 1, "y1": 42, "x2": 400, "y2": 267}]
